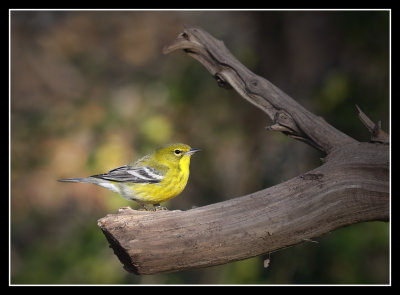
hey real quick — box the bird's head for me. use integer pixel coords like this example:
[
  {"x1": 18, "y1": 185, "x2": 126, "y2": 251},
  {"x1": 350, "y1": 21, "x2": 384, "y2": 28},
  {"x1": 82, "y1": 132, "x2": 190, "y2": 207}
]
[{"x1": 155, "y1": 143, "x2": 200, "y2": 168}]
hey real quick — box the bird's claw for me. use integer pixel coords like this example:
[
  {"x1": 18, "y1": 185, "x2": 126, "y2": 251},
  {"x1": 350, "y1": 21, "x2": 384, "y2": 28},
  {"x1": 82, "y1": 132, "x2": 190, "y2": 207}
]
[
  {"x1": 137, "y1": 204, "x2": 169, "y2": 211},
  {"x1": 154, "y1": 206, "x2": 168, "y2": 211}
]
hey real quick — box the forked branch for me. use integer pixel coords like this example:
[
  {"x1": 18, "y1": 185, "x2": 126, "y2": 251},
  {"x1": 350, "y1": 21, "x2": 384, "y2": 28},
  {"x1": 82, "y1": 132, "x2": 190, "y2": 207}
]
[{"x1": 98, "y1": 26, "x2": 389, "y2": 275}]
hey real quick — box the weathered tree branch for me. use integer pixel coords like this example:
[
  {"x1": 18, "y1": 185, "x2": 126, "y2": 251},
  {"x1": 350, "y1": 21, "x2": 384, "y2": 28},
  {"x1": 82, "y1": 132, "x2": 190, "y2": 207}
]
[
  {"x1": 162, "y1": 26, "x2": 357, "y2": 154},
  {"x1": 98, "y1": 26, "x2": 389, "y2": 275}
]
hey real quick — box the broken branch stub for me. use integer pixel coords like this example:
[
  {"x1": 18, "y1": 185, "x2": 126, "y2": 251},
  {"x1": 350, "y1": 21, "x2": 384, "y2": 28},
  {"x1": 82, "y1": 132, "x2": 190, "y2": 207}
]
[{"x1": 355, "y1": 105, "x2": 389, "y2": 144}]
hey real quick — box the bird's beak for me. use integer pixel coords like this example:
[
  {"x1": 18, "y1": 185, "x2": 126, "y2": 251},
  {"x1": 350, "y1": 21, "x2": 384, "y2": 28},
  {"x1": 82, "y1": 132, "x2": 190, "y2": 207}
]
[{"x1": 185, "y1": 148, "x2": 201, "y2": 155}]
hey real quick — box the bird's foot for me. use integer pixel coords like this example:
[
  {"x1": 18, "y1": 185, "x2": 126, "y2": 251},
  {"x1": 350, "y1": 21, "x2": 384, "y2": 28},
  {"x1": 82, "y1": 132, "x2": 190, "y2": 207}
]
[
  {"x1": 138, "y1": 205, "x2": 155, "y2": 211},
  {"x1": 153, "y1": 204, "x2": 169, "y2": 211},
  {"x1": 136, "y1": 204, "x2": 168, "y2": 211}
]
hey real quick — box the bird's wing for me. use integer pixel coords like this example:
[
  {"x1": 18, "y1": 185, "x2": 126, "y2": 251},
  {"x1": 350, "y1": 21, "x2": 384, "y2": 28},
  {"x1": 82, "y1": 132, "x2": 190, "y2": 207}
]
[{"x1": 91, "y1": 165, "x2": 165, "y2": 183}]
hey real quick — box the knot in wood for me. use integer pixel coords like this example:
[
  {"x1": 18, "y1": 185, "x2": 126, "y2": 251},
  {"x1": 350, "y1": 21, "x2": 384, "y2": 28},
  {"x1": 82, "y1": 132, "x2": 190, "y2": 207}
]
[
  {"x1": 272, "y1": 110, "x2": 303, "y2": 137},
  {"x1": 181, "y1": 32, "x2": 190, "y2": 40},
  {"x1": 214, "y1": 73, "x2": 232, "y2": 89},
  {"x1": 275, "y1": 111, "x2": 293, "y2": 127},
  {"x1": 277, "y1": 112, "x2": 288, "y2": 121}
]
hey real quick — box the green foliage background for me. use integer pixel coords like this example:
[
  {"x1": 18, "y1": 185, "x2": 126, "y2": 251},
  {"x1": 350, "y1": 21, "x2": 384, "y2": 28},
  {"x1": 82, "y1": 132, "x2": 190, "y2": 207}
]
[{"x1": 11, "y1": 10, "x2": 390, "y2": 284}]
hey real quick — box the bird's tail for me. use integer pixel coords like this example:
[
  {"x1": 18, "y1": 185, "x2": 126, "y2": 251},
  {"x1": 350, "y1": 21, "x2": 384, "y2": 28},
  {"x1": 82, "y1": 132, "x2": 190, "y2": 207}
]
[
  {"x1": 58, "y1": 177, "x2": 99, "y2": 184},
  {"x1": 58, "y1": 176, "x2": 121, "y2": 195}
]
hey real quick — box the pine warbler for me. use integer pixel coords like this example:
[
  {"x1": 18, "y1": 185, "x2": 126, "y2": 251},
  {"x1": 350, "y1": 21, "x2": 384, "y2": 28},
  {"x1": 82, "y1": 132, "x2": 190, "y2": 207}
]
[{"x1": 58, "y1": 143, "x2": 200, "y2": 210}]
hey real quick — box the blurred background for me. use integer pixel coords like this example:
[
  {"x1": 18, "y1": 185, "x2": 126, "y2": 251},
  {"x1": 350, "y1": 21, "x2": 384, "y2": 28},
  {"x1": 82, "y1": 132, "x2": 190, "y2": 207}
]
[{"x1": 10, "y1": 10, "x2": 389, "y2": 284}]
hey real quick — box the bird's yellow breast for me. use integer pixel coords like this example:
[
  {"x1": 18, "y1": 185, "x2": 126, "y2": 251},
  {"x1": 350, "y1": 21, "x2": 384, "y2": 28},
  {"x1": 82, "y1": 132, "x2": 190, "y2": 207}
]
[{"x1": 129, "y1": 158, "x2": 191, "y2": 204}]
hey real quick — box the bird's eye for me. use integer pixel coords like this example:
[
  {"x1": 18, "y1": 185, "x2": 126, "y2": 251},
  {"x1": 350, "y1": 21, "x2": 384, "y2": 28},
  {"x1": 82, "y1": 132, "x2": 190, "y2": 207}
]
[{"x1": 174, "y1": 149, "x2": 181, "y2": 155}]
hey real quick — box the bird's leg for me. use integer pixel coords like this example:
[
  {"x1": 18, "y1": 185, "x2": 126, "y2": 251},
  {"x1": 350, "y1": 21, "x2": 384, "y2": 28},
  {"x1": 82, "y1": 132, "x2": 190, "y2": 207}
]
[
  {"x1": 153, "y1": 203, "x2": 168, "y2": 211},
  {"x1": 135, "y1": 201, "x2": 155, "y2": 211},
  {"x1": 135, "y1": 201, "x2": 168, "y2": 211}
]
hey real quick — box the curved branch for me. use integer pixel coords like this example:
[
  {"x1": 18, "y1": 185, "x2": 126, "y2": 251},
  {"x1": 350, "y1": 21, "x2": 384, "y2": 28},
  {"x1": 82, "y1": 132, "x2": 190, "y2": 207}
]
[{"x1": 163, "y1": 25, "x2": 356, "y2": 153}]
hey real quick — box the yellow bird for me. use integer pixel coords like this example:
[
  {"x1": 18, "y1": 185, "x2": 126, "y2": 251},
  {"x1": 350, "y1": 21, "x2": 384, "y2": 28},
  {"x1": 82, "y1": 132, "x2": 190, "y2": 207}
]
[{"x1": 58, "y1": 143, "x2": 200, "y2": 210}]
